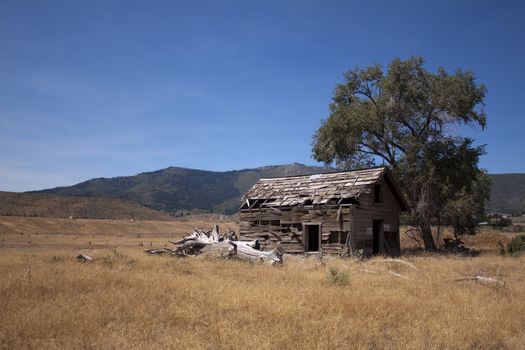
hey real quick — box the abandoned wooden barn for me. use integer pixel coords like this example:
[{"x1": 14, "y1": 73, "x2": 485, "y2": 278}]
[{"x1": 239, "y1": 167, "x2": 409, "y2": 256}]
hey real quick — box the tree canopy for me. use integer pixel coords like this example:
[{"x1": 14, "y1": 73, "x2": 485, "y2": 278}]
[{"x1": 312, "y1": 56, "x2": 490, "y2": 250}]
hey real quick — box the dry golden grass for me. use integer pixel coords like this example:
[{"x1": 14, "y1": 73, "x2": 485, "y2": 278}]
[
  {"x1": 1, "y1": 216, "x2": 524, "y2": 349},
  {"x1": 400, "y1": 225, "x2": 516, "y2": 252},
  {"x1": 0, "y1": 216, "x2": 238, "y2": 250}
]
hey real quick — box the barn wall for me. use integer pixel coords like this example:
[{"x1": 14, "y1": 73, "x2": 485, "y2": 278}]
[
  {"x1": 351, "y1": 178, "x2": 401, "y2": 256},
  {"x1": 239, "y1": 207, "x2": 352, "y2": 254},
  {"x1": 239, "y1": 178, "x2": 402, "y2": 256},
  {"x1": 240, "y1": 208, "x2": 304, "y2": 253}
]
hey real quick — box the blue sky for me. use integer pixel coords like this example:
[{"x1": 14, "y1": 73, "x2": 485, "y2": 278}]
[{"x1": 1, "y1": 0, "x2": 524, "y2": 191}]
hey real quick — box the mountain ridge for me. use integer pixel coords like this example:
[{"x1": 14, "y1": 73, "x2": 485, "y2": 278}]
[
  {"x1": 33, "y1": 163, "x2": 335, "y2": 214},
  {"x1": 485, "y1": 173, "x2": 525, "y2": 215},
  {"x1": 27, "y1": 164, "x2": 525, "y2": 216}
]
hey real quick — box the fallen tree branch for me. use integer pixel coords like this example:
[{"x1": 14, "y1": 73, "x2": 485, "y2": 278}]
[
  {"x1": 451, "y1": 276, "x2": 506, "y2": 287},
  {"x1": 152, "y1": 227, "x2": 283, "y2": 264},
  {"x1": 144, "y1": 248, "x2": 173, "y2": 255},
  {"x1": 359, "y1": 268, "x2": 409, "y2": 279},
  {"x1": 229, "y1": 241, "x2": 283, "y2": 264},
  {"x1": 76, "y1": 254, "x2": 93, "y2": 262}
]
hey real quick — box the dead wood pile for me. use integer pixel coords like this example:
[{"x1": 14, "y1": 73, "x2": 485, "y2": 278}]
[{"x1": 146, "y1": 226, "x2": 284, "y2": 265}]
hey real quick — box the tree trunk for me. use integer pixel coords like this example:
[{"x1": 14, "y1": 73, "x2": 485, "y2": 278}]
[{"x1": 420, "y1": 222, "x2": 437, "y2": 251}]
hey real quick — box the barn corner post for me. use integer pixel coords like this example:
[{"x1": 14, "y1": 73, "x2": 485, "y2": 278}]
[
  {"x1": 239, "y1": 167, "x2": 408, "y2": 258},
  {"x1": 345, "y1": 206, "x2": 355, "y2": 257}
]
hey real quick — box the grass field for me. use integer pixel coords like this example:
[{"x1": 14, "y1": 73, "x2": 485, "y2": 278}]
[
  {"x1": 510, "y1": 215, "x2": 525, "y2": 225},
  {"x1": 0, "y1": 216, "x2": 238, "y2": 250},
  {"x1": 1, "y1": 216, "x2": 524, "y2": 349}
]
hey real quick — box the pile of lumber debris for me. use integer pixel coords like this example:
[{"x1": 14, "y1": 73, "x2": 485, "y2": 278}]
[{"x1": 145, "y1": 226, "x2": 284, "y2": 265}]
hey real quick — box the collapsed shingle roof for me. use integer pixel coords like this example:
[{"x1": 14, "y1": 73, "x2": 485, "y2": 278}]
[{"x1": 243, "y1": 166, "x2": 408, "y2": 211}]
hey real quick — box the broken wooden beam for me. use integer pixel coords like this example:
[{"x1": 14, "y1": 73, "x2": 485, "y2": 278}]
[
  {"x1": 76, "y1": 254, "x2": 93, "y2": 262},
  {"x1": 451, "y1": 276, "x2": 505, "y2": 287},
  {"x1": 144, "y1": 248, "x2": 173, "y2": 255}
]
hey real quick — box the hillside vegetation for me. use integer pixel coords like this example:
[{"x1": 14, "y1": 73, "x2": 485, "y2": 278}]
[
  {"x1": 35, "y1": 163, "x2": 332, "y2": 214},
  {"x1": 0, "y1": 191, "x2": 170, "y2": 220},
  {"x1": 487, "y1": 174, "x2": 525, "y2": 214},
  {"x1": 27, "y1": 166, "x2": 525, "y2": 216}
]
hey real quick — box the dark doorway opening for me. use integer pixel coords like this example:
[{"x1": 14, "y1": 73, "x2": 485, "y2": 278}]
[
  {"x1": 372, "y1": 220, "x2": 382, "y2": 255},
  {"x1": 304, "y1": 224, "x2": 320, "y2": 252}
]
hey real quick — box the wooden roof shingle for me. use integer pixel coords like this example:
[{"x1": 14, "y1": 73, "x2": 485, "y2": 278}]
[{"x1": 243, "y1": 167, "x2": 408, "y2": 211}]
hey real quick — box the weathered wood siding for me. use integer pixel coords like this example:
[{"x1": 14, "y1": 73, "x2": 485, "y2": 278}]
[
  {"x1": 240, "y1": 207, "x2": 352, "y2": 254},
  {"x1": 240, "y1": 178, "x2": 401, "y2": 256},
  {"x1": 350, "y1": 178, "x2": 401, "y2": 256}
]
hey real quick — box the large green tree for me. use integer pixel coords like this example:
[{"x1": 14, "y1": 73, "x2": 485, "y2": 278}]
[{"x1": 312, "y1": 56, "x2": 490, "y2": 250}]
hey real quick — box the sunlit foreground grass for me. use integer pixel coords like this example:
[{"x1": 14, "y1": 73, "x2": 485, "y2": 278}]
[{"x1": 1, "y1": 248, "x2": 524, "y2": 349}]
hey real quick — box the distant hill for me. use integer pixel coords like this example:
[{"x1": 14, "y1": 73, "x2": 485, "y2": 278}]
[
  {"x1": 34, "y1": 163, "x2": 333, "y2": 215},
  {"x1": 28, "y1": 165, "x2": 525, "y2": 216},
  {"x1": 0, "y1": 191, "x2": 171, "y2": 220},
  {"x1": 487, "y1": 174, "x2": 525, "y2": 215}
]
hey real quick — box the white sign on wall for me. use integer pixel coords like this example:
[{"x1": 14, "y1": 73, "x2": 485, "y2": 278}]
[{"x1": 383, "y1": 224, "x2": 391, "y2": 231}]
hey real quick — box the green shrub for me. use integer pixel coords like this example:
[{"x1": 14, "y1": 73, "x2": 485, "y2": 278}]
[
  {"x1": 506, "y1": 234, "x2": 525, "y2": 256},
  {"x1": 327, "y1": 267, "x2": 350, "y2": 286},
  {"x1": 491, "y1": 217, "x2": 512, "y2": 229}
]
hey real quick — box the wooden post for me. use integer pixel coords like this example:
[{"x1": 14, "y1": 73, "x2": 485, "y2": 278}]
[
  {"x1": 347, "y1": 207, "x2": 355, "y2": 256},
  {"x1": 379, "y1": 221, "x2": 385, "y2": 255}
]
